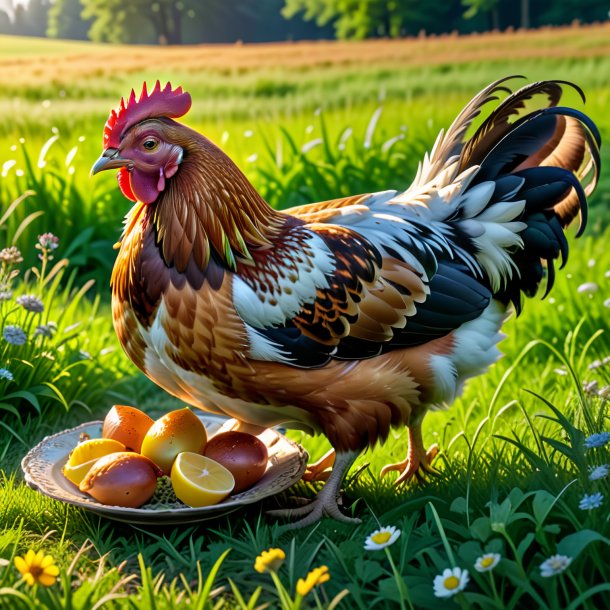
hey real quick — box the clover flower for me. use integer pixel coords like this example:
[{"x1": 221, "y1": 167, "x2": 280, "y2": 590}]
[
  {"x1": 584, "y1": 432, "x2": 610, "y2": 449},
  {"x1": 433, "y1": 567, "x2": 469, "y2": 598},
  {"x1": 254, "y1": 548, "x2": 285, "y2": 574},
  {"x1": 0, "y1": 367, "x2": 13, "y2": 381},
  {"x1": 0, "y1": 290, "x2": 12, "y2": 301},
  {"x1": 14, "y1": 550, "x2": 59, "y2": 587},
  {"x1": 589, "y1": 464, "x2": 609, "y2": 481},
  {"x1": 474, "y1": 553, "x2": 501, "y2": 573},
  {"x1": 578, "y1": 492, "x2": 604, "y2": 510},
  {"x1": 34, "y1": 323, "x2": 57, "y2": 338},
  {"x1": 36, "y1": 233, "x2": 59, "y2": 261},
  {"x1": 16, "y1": 294, "x2": 44, "y2": 313},
  {"x1": 3, "y1": 325, "x2": 27, "y2": 345},
  {"x1": 364, "y1": 525, "x2": 401, "y2": 550},
  {"x1": 297, "y1": 565, "x2": 330, "y2": 597},
  {"x1": 37, "y1": 233, "x2": 59, "y2": 251},
  {"x1": 540, "y1": 554, "x2": 572, "y2": 577},
  {"x1": 0, "y1": 246, "x2": 23, "y2": 265}
]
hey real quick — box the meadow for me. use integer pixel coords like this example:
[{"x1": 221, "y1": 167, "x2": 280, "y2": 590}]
[{"x1": 0, "y1": 22, "x2": 610, "y2": 609}]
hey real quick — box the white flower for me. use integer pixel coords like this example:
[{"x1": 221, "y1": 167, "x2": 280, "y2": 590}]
[
  {"x1": 3, "y1": 325, "x2": 27, "y2": 345},
  {"x1": 589, "y1": 464, "x2": 609, "y2": 481},
  {"x1": 599, "y1": 386, "x2": 610, "y2": 399},
  {"x1": 16, "y1": 295, "x2": 44, "y2": 313},
  {"x1": 0, "y1": 367, "x2": 13, "y2": 381},
  {"x1": 584, "y1": 432, "x2": 610, "y2": 449},
  {"x1": 364, "y1": 525, "x2": 401, "y2": 550},
  {"x1": 577, "y1": 282, "x2": 598, "y2": 294},
  {"x1": 474, "y1": 553, "x2": 501, "y2": 573},
  {"x1": 433, "y1": 567, "x2": 469, "y2": 598},
  {"x1": 540, "y1": 554, "x2": 572, "y2": 577},
  {"x1": 578, "y1": 492, "x2": 604, "y2": 510}
]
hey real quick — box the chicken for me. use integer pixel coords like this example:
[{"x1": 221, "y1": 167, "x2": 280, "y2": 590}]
[{"x1": 92, "y1": 78, "x2": 600, "y2": 528}]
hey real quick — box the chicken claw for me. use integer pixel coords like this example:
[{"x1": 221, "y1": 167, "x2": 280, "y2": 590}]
[
  {"x1": 381, "y1": 423, "x2": 439, "y2": 486},
  {"x1": 302, "y1": 448, "x2": 335, "y2": 482},
  {"x1": 269, "y1": 450, "x2": 359, "y2": 529}
]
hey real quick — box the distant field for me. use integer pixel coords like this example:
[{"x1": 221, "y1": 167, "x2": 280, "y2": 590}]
[{"x1": 0, "y1": 23, "x2": 609, "y2": 228}]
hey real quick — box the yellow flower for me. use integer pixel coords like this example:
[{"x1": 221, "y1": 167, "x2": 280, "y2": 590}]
[
  {"x1": 14, "y1": 550, "x2": 59, "y2": 587},
  {"x1": 297, "y1": 565, "x2": 330, "y2": 597},
  {"x1": 254, "y1": 548, "x2": 285, "y2": 574}
]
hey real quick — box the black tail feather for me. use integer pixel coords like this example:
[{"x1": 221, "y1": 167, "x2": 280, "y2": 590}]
[{"x1": 464, "y1": 79, "x2": 601, "y2": 312}]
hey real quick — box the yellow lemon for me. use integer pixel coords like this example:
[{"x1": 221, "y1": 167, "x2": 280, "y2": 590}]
[
  {"x1": 141, "y1": 408, "x2": 207, "y2": 475},
  {"x1": 170, "y1": 452, "x2": 235, "y2": 507},
  {"x1": 62, "y1": 438, "x2": 126, "y2": 486}
]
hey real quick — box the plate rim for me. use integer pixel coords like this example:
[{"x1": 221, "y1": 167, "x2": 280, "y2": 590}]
[{"x1": 21, "y1": 416, "x2": 308, "y2": 521}]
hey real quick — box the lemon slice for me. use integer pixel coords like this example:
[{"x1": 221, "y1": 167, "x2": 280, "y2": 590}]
[
  {"x1": 170, "y1": 452, "x2": 235, "y2": 507},
  {"x1": 62, "y1": 438, "x2": 126, "y2": 486}
]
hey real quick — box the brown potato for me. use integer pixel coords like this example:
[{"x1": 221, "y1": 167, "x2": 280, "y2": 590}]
[
  {"x1": 204, "y1": 432, "x2": 268, "y2": 493},
  {"x1": 79, "y1": 452, "x2": 162, "y2": 508}
]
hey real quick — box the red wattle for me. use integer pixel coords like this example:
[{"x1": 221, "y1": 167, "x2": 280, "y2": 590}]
[{"x1": 117, "y1": 167, "x2": 137, "y2": 202}]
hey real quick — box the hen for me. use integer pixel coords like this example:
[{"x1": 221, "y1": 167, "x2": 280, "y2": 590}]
[{"x1": 93, "y1": 78, "x2": 600, "y2": 527}]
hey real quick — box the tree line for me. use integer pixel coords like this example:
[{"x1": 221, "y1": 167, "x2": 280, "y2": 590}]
[{"x1": 0, "y1": 0, "x2": 607, "y2": 44}]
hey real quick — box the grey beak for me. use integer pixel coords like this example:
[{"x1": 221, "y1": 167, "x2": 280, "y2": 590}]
[{"x1": 90, "y1": 148, "x2": 128, "y2": 175}]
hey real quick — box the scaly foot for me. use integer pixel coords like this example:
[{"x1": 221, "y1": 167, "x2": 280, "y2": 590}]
[
  {"x1": 268, "y1": 450, "x2": 359, "y2": 529},
  {"x1": 381, "y1": 422, "x2": 439, "y2": 486},
  {"x1": 302, "y1": 448, "x2": 335, "y2": 482},
  {"x1": 381, "y1": 444, "x2": 439, "y2": 485}
]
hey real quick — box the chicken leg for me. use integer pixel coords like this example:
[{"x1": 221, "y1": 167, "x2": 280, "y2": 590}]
[
  {"x1": 302, "y1": 448, "x2": 335, "y2": 482},
  {"x1": 269, "y1": 450, "x2": 360, "y2": 529},
  {"x1": 381, "y1": 421, "x2": 439, "y2": 485}
]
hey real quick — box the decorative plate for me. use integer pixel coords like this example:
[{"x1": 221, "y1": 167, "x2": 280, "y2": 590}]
[{"x1": 21, "y1": 414, "x2": 308, "y2": 525}]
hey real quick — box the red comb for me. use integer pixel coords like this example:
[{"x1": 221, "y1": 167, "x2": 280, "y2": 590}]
[{"x1": 103, "y1": 81, "x2": 192, "y2": 148}]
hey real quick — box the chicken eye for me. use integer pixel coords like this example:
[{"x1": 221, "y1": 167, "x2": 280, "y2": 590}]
[{"x1": 142, "y1": 138, "x2": 158, "y2": 151}]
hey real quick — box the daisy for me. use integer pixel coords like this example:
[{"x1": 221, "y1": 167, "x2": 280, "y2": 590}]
[
  {"x1": 433, "y1": 567, "x2": 469, "y2": 598},
  {"x1": 540, "y1": 554, "x2": 572, "y2": 577},
  {"x1": 578, "y1": 492, "x2": 604, "y2": 510},
  {"x1": 296, "y1": 565, "x2": 330, "y2": 597},
  {"x1": 589, "y1": 464, "x2": 609, "y2": 481},
  {"x1": 254, "y1": 548, "x2": 285, "y2": 574},
  {"x1": 474, "y1": 553, "x2": 501, "y2": 573},
  {"x1": 364, "y1": 525, "x2": 401, "y2": 550},
  {"x1": 584, "y1": 432, "x2": 610, "y2": 449},
  {"x1": 14, "y1": 550, "x2": 59, "y2": 587}
]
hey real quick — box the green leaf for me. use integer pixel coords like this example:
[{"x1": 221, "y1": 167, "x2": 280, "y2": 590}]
[
  {"x1": 516, "y1": 532, "x2": 535, "y2": 560},
  {"x1": 532, "y1": 490, "x2": 556, "y2": 526},
  {"x1": 450, "y1": 496, "x2": 470, "y2": 515},
  {"x1": 557, "y1": 529, "x2": 610, "y2": 560},
  {"x1": 470, "y1": 517, "x2": 492, "y2": 542}
]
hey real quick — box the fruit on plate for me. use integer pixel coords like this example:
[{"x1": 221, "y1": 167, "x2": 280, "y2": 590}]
[
  {"x1": 62, "y1": 438, "x2": 127, "y2": 486},
  {"x1": 170, "y1": 452, "x2": 235, "y2": 507},
  {"x1": 79, "y1": 452, "x2": 162, "y2": 507},
  {"x1": 141, "y1": 408, "x2": 207, "y2": 475},
  {"x1": 204, "y1": 431, "x2": 268, "y2": 493},
  {"x1": 102, "y1": 405, "x2": 154, "y2": 453}
]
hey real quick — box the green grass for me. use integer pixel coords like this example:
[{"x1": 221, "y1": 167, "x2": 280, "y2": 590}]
[{"x1": 0, "y1": 27, "x2": 610, "y2": 609}]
